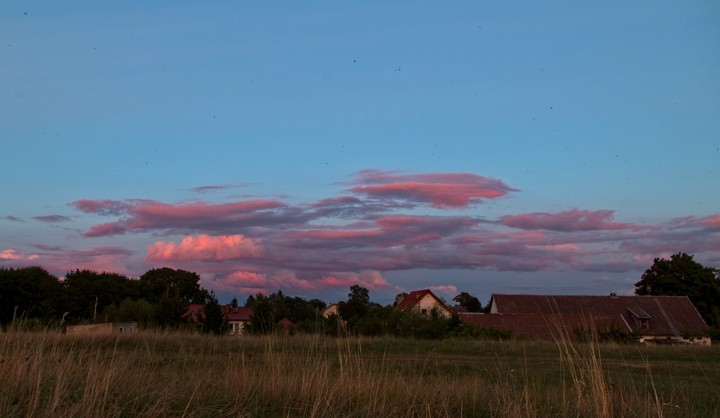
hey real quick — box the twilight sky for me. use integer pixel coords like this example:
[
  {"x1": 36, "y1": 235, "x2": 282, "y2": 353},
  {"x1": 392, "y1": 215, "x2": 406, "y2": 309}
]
[{"x1": 2, "y1": 2, "x2": 719, "y2": 305}]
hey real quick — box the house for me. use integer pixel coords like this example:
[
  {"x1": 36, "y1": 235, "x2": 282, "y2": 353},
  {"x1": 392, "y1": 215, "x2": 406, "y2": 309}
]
[
  {"x1": 395, "y1": 289, "x2": 452, "y2": 318},
  {"x1": 463, "y1": 294, "x2": 709, "y2": 345},
  {"x1": 184, "y1": 303, "x2": 254, "y2": 335},
  {"x1": 221, "y1": 305, "x2": 253, "y2": 335},
  {"x1": 321, "y1": 303, "x2": 339, "y2": 318}
]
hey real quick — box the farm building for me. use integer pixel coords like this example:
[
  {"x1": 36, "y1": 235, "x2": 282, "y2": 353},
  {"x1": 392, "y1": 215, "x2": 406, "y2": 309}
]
[
  {"x1": 461, "y1": 294, "x2": 709, "y2": 345},
  {"x1": 65, "y1": 322, "x2": 138, "y2": 335}
]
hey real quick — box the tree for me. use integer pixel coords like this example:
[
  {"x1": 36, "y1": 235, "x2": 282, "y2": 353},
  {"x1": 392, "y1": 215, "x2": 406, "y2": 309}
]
[
  {"x1": 63, "y1": 269, "x2": 139, "y2": 322},
  {"x1": 0, "y1": 267, "x2": 62, "y2": 327},
  {"x1": 245, "y1": 293, "x2": 274, "y2": 334},
  {"x1": 453, "y1": 292, "x2": 482, "y2": 313},
  {"x1": 338, "y1": 285, "x2": 371, "y2": 334},
  {"x1": 635, "y1": 252, "x2": 720, "y2": 328},
  {"x1": 139, "y1": 267, "x2": 208, "y2": 305},
  {"x1": 202, "y1": 292, "x2": 227, "y2": 335}
]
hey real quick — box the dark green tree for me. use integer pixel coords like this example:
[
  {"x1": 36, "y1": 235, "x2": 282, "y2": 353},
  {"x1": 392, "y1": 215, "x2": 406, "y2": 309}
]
[
  {"x1": 62, "y1": 269, "x2": 138, "y2": 323},
  {"x1": 0, "y1": 267, "x2": 62, "y2": 327},
  {"x1": 140, "y1": 267, "x2": 210, "y2": 328},
  {"x1": 139, "y1": 267, "x2": 208, "y2": 305},
  {"x1": 635, "y1": 252, "x2": 720, "y2": 328},
  {"x1": 245, "y1": 293, "x2": 274, "y2": 334},
  {"x1": 202, "y1": 292, "x2": 227, "y2": 335},
  {"x1": 453, "y1": 292, "x2": 483, "y2": 312},
  {"x1": 337, "y1": 285, "x2": 371, "y2": 334}
]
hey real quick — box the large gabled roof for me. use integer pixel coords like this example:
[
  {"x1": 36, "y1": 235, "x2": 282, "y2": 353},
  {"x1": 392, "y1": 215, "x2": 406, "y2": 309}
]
[
  {"x1": 460, "y1": 312, "x2": 619, "y2": 341},
  {"x1": 490, "y1": 294, "x2": 707, "y2": 337}
]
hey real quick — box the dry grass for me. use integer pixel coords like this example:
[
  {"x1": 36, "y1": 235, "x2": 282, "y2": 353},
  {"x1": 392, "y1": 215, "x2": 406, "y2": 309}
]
[{"x1": 0, "y1": 330, "x2": 718, "y2": 417}]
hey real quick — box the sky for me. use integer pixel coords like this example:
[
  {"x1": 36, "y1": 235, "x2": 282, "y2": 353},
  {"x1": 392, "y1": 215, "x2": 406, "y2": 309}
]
[{"x1": 1, "y1": 2, "x2": 719, "y2": 305}]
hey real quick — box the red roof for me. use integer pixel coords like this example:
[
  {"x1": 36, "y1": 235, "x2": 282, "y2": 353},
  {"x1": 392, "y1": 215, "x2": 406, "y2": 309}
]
[
  {"x1": 183, "y1": 304, "x2": 206, "y2": 323},
  {"x1": 395, "y1": 289, "x2": 450, "y2": 313},
  {"x1": 460, "y1": 312, "x2": 619, "y2": 341},
  {"x1": 490, "y1": 294, "x2": 707, "y2": 338},
  {"x1": 184, "y1": 304, "x2": 253, "y2": 323},
  {"x1": 278, "y1": 317, "x2": 293, "y2": 329},
  {"x1": 221, "y1": 305, "x2": 253, "y2": 321}
]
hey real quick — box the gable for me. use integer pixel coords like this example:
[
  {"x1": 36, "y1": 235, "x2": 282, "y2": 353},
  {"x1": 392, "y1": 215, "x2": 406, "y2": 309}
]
[{"x1": 396, "y1": 289, "x2": 451, "y2": 317}]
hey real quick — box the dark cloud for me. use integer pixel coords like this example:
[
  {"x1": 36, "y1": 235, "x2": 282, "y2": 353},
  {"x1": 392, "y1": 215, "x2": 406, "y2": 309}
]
[
  {"x1": 500, "y1": 209, "x2": 644, "y2": 232},
  {"x1": 32, "y1": 215, "x2": 71, "y2": 223}
]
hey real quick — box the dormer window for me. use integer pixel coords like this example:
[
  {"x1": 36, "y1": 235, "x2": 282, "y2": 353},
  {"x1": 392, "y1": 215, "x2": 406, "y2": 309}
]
[{"x1": 627, "y1": 306, "x2": 651, "y2": 331}]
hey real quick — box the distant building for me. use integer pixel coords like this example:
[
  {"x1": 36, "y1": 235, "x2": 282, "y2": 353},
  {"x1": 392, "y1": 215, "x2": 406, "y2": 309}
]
[
  {"x1": 395, "y1": 289, "x2": 452, "y2": 318},
  {"x1": 460, "y1": 294, "x2": 709, "y2": 345},
  {"x1": 184, "y1": 304, "x2": 254, "y2": 335},
  {"x1": 65, "y1": 322, "x2": 138, "y2": 335},
  {"x1": 221, "y1": 305, "x2": 253, "y2": 335},
  {"x1": 321, "y1": 303, "x2": 339, "y2": 318}
]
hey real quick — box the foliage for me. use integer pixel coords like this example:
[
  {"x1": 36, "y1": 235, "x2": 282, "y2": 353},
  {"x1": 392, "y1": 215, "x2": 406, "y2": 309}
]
[
  {"x1": 635, "y1": 252, "x2": 720, "y2": 328},
  {"x1": 63, "y1": 269, "x2": 141, "y2": 323},
  {"x1": 99, "y1": 298, "x2": 156, "y2": 325},
  {"x1": 337, "y1": 285, "x2": 371, "y2": 333},
  {"x1": 452, "y1": 324, "x2": 513, "y2": 340},
  {"x1": 201, "y1": 292, "x2": 227, "y2": 335},
  {"x1": 597, "y1": 323, "x2": 640, "y2": 344},
  {"x1": 0, "y1": 267, "x2": 62, "y2": 327},
  {"x1": 453, "y1": 291, "x2": 483, "y2": 312}
]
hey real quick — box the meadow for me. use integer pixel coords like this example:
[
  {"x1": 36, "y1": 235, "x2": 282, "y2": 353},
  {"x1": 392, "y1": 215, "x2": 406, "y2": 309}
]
[{"x1": 1, "y1": 330, "x2": 718, "y2": 418}]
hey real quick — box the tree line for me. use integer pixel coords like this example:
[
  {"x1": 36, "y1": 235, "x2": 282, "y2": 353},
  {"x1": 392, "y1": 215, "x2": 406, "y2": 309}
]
[
  {"x1": 0, "y1": 267, "x2": 215, "y2": 330},
  {"x1": 0, "y1": 265, "x2": 489, "y2": 338},
  {"x1": 1, "y1": 252, "x2": 718, "y2": 339}
]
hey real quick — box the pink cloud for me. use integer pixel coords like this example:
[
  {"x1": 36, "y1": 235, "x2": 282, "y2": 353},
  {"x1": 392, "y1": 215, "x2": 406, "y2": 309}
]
[
  {"x1": 1, "y1": 246, "x2": 134, "y2": 277},
  {"x1": 429, "y1": 284, "x2": 458, "y2": 297},
  {"x1": 348, "y1": 169, "x2": 517, "y2": 208},
  {"x1": 0, "y1": 248, "x2": 22, "y2": 260},
  {"x1": 698, "y1": 213, "x2": 720, "y2": 230},
  {"x1": 501, "y1": 209, "x2": 642, "y2": 232},
  {"x1": 85, "y1": 222, "x2": 128, "y2": 237},
  {"x1": 317, "y1": 271, "x2": 392, "y2": 291},
  {"x1": 146, "y1": 234, "x2": 262, "y2": 262}
]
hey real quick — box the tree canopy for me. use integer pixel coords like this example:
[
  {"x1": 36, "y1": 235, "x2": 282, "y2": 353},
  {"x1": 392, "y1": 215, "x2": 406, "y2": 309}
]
[
  {"x1": 453, "y1": 292, "x2": 482, "y2": 312},
  {"x1": 635, "y1": 252, "x2": 720, "y2": 328}
]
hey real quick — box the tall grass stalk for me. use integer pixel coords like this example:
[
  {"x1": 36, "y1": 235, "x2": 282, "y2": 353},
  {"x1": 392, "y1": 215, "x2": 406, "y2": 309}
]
[{"x1": 0, "y1": 329, "x2": 717, "y2": 417}]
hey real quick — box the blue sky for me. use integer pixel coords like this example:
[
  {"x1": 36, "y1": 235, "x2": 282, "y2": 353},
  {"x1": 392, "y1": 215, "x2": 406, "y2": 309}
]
[{"x1": 2, "y1": 2, "x2": 719, "y2": 305}]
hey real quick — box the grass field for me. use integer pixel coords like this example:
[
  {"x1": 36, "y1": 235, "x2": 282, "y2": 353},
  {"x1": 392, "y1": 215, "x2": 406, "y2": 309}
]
[{"x1": 1, "y1": 331, "x2": 718, "y2": 417}]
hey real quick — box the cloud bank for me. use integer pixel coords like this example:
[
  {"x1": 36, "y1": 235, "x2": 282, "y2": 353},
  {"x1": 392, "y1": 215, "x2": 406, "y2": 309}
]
[{"x1": 5, "y1": 169, "x2": 714, "y2": 297}]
